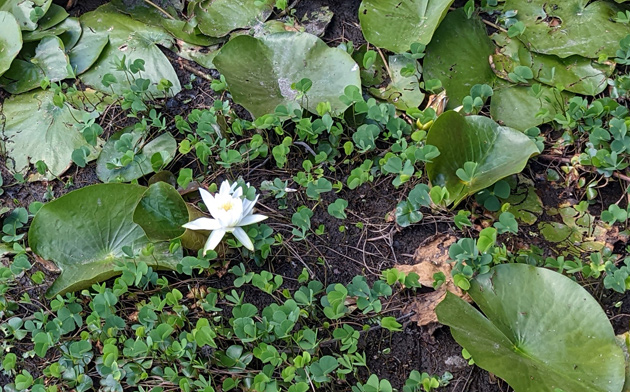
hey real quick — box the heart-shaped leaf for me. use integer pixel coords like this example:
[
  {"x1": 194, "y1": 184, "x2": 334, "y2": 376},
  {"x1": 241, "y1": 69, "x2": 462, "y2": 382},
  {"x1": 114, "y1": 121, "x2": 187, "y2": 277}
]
[
  {"x1": 214, "y1": 32, "x2": 361, "y2": 118},
  {"x1": 491, "y1": 33, "x2": 614, "y2": 96},
  {"x1": 358, "y1": 0, "x2": 454, "y2": 53},
  {"x1": 436, "y1": 264, "x2": 626, "y2": 392},
  {"x1": 0, "y1": 11, "x2": 22, "y2": 77},
  {"x1": 194, "y1": 0, "x2": 273, "y2": 38},
  {"x1": 79, "y1": 3, "x2": 181, "y2": 96},
  {"x1": 424, "y1": 9, "x2": 496, "y2": 109},
  {"x1": 426, "y1": 111, "x2": 539, "y2": 206},
  {"x1": 1, "y1": 89, "x2": 100, "y2": 180},
  {"x1": 29, "y1": 183, "x2": 181, "y2": 297},
  {"x1": 506, "y1": 0, "x2": 629, "y2": 59}
]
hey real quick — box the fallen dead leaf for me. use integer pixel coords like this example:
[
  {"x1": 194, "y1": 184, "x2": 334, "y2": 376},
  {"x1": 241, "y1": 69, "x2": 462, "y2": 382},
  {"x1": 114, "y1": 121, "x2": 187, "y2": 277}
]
[
  {"x1": 33, "y1": 253, "x2": 61, "y2": 273},
  {"x1": 396, "y1": 234, "x2": 470, "y2": 334}
]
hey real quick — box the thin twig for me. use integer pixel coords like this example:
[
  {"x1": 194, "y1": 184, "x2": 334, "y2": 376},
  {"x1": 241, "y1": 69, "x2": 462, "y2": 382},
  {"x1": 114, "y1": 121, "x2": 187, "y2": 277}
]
[
  {"x1": 177, "y1": 61, "x2": 214, "y2": 81},
  {"x1": 376, "y1": 47, "x2": 393, "y2": 81},
  {"x1": 143, "y1": 0, "x2": 176, "y2": 20}
]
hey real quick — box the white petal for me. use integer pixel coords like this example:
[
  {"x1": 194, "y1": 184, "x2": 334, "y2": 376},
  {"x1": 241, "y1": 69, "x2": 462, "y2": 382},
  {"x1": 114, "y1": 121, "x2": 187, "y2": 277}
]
[
  {"x1": 239, "y1": 214, "x2": 268, "y2": 226},
  {"x1": 199, "y1": 188, "x2": 215, "y2": 210},
  {"x1": 204, "y1": 229, "x2": 226, "y2": 254},
  {"x1": 232, "y1": 227, "x2": 254, "y2": 251},
  {"x1": 242, "y1": 195, "x2": 259, "y2": 216},
  {"x1": 182, "y1": 217, "x2": 222, "y2": 231},
  {"x1": 219, "y1": 180, "x2": 232, "y2": 195},
  {"x1": 233, "y1": 186, "x2": 243, "y2": 198}
]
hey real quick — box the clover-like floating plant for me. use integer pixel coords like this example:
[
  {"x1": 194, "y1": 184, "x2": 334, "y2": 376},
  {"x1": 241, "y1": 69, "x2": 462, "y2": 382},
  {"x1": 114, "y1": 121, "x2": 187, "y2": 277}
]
[{"x1": 183, "y1": 180, "x2": 268, "y2": 254}]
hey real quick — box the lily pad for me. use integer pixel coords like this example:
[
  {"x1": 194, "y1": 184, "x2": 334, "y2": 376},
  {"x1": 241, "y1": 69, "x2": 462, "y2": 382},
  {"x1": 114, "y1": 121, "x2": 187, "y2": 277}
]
[
  {"x1": 491, "y1": 33, "x2": 614, "y2": 96},
  {"x1": 57, "y1": 17, "x2": 82, "y2": 50},
  {"x1": 0, "y1": 11, "x2": 22, "y2": 77},
  {"x1": 213, "y1": 32, "x2": 361, "y2": 118},
  {"x1": 68, "y1": 28, "x2": 109, "y2": 75},
  {"x1": 1, "y1": 89, "x2": 100, "y2": 180},
  {"x1": 425, "y1": 111, "x2": 539, "y2": 206},
  {"x1": 0, "y1": 35, "x2": 74, "y2": 94},
  {"x1": 96, "y1": 126, "x2": 177, "y2": 183},
  {"x1": 368, "y1": 55, "x2": 424, "y2": 110},
  {"x1": 506, "y1": 0, "x2": 630, "y2": 59},
  {"x1": 505, "y1": 182, "x2": 543, "y2": 225},
  {"x1": 79, "y1": 3, "x2": 181, "y2": 96},
  {"x1": 28, "y1": 184, "x2": 181, "y2": 297},
  {"x1": 358, "y1": 0, "x2": 454, "y2": 53},
  {"x1": 0, "y1": 0, "x2": 51, "y2": 31},
  {"x1": 21, "y1": 3, "x2": 68, "y2": 41},
  {"x1": 352, "y1": 45, "x2": 388, "y2": 87},
  {"x1": 194, "y1": 0, "x2": 273, "y2": 38},
  {"x1": 490, "y1": 82, "x2": 570, "y2": 131},
  {"x1": 133, "y1": 181, "x2": 188, "y2": 242},
  {"x1": 424, "y1": 9, "x2": 495, "y2": 109},
  {"x1": 436, "y1": 264, "x2": 625, "y2": 392}
]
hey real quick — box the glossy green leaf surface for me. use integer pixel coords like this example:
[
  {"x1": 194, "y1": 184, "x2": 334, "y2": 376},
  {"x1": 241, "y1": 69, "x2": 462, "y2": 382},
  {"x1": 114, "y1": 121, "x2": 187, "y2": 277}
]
[
  {"x1": 490, "y1": 82, "x2": 571, "y2": 131},
  {"x1": 79, "y1": 4, "x2": 181, "y2": 96},
  {"x1": 96, "y1": 127, "x2": 177, "y2": 183},
  {"x1": 436, "y1": 264, "x2": 626, "y2": 392},
  {"x1": 426, "y1": 111, "x2": 539, "y2": 206},
  {"x1": 0, "y1": 35, "x2": 74, "y2": 94},
  {"x1": 491, "y1": 33, "x2": 614, "y2": 95},
  {"x1": 424, "y1": 9, "x2": 495, "y2": 109},
  {"x1": 195, "y1": 0, "x2": 273, "y2": 38},
  {"x1": 1, "y1": 89, "x2": 100, "y2": 180},
  {"x1": 133, "y1": 182, "x2": 188, "y2": 242},
  {"x1": 29, "y1": 184, "x2": 180, "y2": 297},
  {"x1": 368, "y1": 55, "x2": 424, "y2": 110},
  {"x1": 358, "y1": 0, "x2": 454, "y2": 53},
  {"x1": 0, "y1": 11, "x2": 22, "y2": 77},
  {"x1": 68, "y1": 28, "x2": 109, "y2": 75},
  {"x1": 506, "y1": 0, "x2": 630, "y2": 59},
  {"x1": 0, "y1": 0, "x2": 52, "y2": 31},
  {"x1": 214, "y1": 32, "x2": 361, "y2": 118}
]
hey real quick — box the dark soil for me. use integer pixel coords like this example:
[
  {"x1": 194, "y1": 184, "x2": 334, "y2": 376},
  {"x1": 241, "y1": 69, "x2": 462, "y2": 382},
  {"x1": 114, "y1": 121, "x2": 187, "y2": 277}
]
[{"x1": 3, "y1": 2, "x2": 630, "y2": 392}]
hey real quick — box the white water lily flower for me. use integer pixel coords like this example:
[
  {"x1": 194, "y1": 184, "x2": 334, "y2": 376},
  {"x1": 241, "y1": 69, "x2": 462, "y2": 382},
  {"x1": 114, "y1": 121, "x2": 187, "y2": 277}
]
[{"x1": 183, "y1": 180, "x2": 268, "y2": 254}]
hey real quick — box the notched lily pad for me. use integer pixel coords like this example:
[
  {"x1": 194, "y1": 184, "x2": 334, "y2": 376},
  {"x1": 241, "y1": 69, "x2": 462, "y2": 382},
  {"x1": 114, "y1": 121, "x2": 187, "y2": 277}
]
[
  {"x1": 359, "y1": 0, "x2": 454, "y2": 53},
  {"x1": 506, "y1": 0, "x2": 630, "y2": 59},
  {"x1": 368, "y1": 55, "x2": 424, "y2": 110},
  {"x1": 436, "y1": 264, "x2": 626, "y2": 392},
  {"x1": 194, "y1": 0, "x2": 273, "y2": 38},
  {"x1": 1, "y1": 89, "x2": 100, "y2": 180},
  {"x1": 96, "y1": 126, "x2": 177, "y2": 183},
  {"x1": 213, "y1": 32, "x2": 361, "y2": 118},
  {"x1": 29, "y1": 184, "x2": 181, "y2": 297},
  {"x1": 491, "y1": 32, "x2": 614, "y2": 96},
  {"x1": 426, "y1": 111, "x2": 539, "y2": 206}
]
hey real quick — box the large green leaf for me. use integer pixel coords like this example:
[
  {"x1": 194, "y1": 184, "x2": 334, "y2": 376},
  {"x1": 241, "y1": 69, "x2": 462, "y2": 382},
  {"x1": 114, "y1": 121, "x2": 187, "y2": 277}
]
[
  {"x1": 214, "y1": 32, "x2": 361, "y2": 118},
  {"x1": 133, "y1": 181, "x2": 188, "y2": 242},
  {"x1": 424, "y1": 9, "x2": 495, "y2": 109},
  {"x1": 21, "y1": 3, "x2": 68, "y2": 41},
  {"x1": 0, "y1": 11, "x2": 22, "y2": 77},
  {"x1": 68, "y1": 28, "x2": 109, "y2": 75},
  {"x1": 436, "y1": 264, "x2": 626, "y2": 392},
  {"x1": 1, "y1": 89, "x2": 100, "y2": 180},
  {"x1": 506, "y1": 0, "x2": 630, "y2": 59},
  {"x1": 79, "y1": 3, "x2": 181, "y2": 96},
  {"x1": 29, "y1": 184, "x2": 181, "y2": 297},
  {"x1": 368, "y1": 55, "x2": 424, "y2": 110},
  {"x1": 358, "y1": 0, "x2": 454, "y2": 53},
  {"x1": 194, "y1": 0, "x2": 273, "y2": 38},
  {"x1": 96, "y1": 126, "x2": 177, "y2": 183},
  {"x1": 491, "y1": 33, "x2": 614, "y2": 96},
  {"x1": 0, "y1": 35, "x2": 74, "y2": 94},
  {"x1": 425, "y1": 111, "x2": 539, "y2": 206},
  {"x1": 490, "y1": 82, "x2": 571, "y2": 131},
  {"x1": 0, "y1": 0, "x2": 51, "y2": 31}
]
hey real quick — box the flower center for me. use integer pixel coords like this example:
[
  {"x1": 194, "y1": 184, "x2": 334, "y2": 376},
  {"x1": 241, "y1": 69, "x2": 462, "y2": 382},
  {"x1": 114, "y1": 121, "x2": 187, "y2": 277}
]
[{"x1": 219, "y1": 200, "x2": 234, "y2": 212}]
